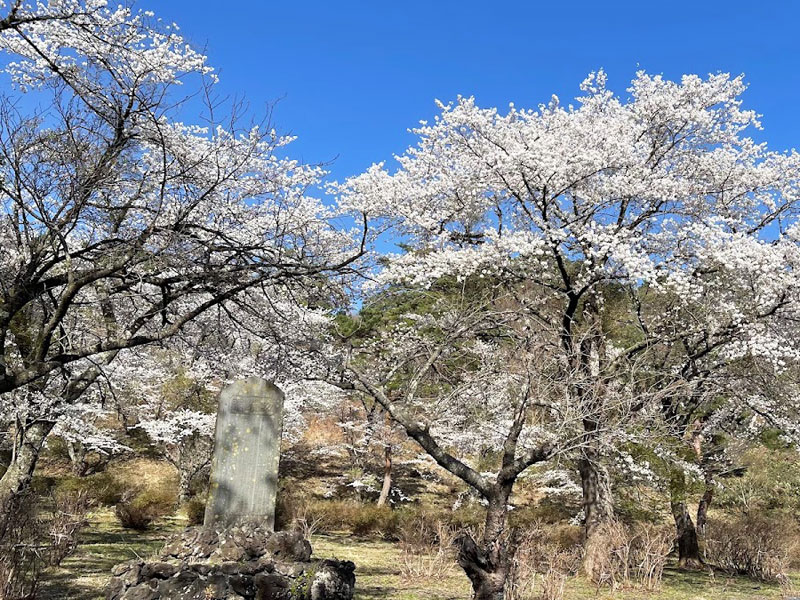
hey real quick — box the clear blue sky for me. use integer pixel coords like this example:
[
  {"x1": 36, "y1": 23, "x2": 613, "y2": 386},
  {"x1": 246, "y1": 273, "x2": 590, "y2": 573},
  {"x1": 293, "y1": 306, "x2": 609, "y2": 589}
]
[{"x1": 143, "y1": 0, "x2": 799, "y2": 182}]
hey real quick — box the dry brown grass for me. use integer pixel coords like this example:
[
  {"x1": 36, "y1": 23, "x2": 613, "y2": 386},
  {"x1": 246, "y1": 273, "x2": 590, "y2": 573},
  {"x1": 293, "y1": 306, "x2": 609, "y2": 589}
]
[
  {"x1": 112, "y1": 458, "x2": 179, "y2": 496},
  {"x1": 298, "y1": 415, "x2": 346, "y2": 448}
]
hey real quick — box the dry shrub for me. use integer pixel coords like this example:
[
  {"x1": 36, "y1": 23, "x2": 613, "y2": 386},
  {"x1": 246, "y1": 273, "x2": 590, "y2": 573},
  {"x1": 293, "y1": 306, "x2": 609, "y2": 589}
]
[
  {"x1": 275, "y1": 489, "x2": 324, "y2": 536},
  {"x1": 45, "y1": 489, "x2": 92, "y2": 565},
  {"x1": 113, "y1": 459, "x2": 178, "y2": 497},
  {"x1": 585, "y1": 520, "x2": 630, "y2": 589},
  {"x1": 0, "y1": 494, "x2": 42, "y2": 600},
  {"x1": 299, "y1": 416, "x2": 344, "y2": 448},
  {"x1": 350, "y1": 505, "x2": 399, "y2": 537},
  {"x1": 291, "y1": 504, "x2": 325, "y2": 539},
  {"x1": 507, "y1": 522, "x2": 582, "y2": 600},
  {"x1": 705, "y1": 514, "x2": 794, "y2": 583},
  {"x1": 627, "y1": 523, "x2": 673, "y2": 591},
  {"x1": 54, "y1": 471, "x2": 126, "y2": 506},
  {"x1": 277, "y1": 497, "x2": 358, "y2": 534},
  {"x1": 185, "y1": 497, "x2": 206, "y2": 526},
  {"x1": 398, "y1": 517, "x2": 458, "y2": 581},
  {"x1": 585, "y1": 520, "x2": 672, "y2": 591},
  {"x1": 0, "y1": 489, "x2": 91, "y2": 598},
  {"x1": 115, "y1": 487, "x2": 176, "y2": 530},
  {"x1": 276, "y1": 494, "x2": 483, "y2": 540}
]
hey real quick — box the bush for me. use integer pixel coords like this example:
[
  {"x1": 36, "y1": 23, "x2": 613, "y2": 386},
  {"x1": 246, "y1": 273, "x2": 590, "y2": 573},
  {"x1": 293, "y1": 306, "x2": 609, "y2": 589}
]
[
  {"x1": 351, "y1": 504, "x2": 398, "y2": 537},
  {"x1": 0, "y1": 489, "x2": 91, "y2": 598},
  {"x1": 45, "y1": 489, "x2": 93, "y2": 566},
  {"x1": 0, "y1": 494, "x2": 42, "y2": 599},
  {"x1": 185, "y1": 497, "x2": 206, "y2": 526},
  {"x1": 398, "y1": 518, "x2": 458, "y2": 581},
  {"x1": 115, "y1": 487, "x2": 176, "y2": 530},
  {"x1": 627, "y1": 523, "x2": 673, "y2": 591},
  {"x1": 705, "y1": 514, "x2": 795, "y2": 583},
  {"x1": 507, "y1": 523, "x2": 582, "y2": 600},
  {"x1": 583, "y1": 520, "x2": 672, "y2": 591}
]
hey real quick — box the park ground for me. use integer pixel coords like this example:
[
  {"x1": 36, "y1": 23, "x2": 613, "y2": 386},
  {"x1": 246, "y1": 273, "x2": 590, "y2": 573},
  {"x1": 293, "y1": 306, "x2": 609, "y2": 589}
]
[{"x1": 40, "y1": 507, "x2": 797, "y2": 600}]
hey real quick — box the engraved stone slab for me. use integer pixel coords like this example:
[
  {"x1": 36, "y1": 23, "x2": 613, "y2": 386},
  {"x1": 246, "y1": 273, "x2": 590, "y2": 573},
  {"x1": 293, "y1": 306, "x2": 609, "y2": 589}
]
[{"x1": 204, "y1": 377, "x2": 284, "y2": 529}]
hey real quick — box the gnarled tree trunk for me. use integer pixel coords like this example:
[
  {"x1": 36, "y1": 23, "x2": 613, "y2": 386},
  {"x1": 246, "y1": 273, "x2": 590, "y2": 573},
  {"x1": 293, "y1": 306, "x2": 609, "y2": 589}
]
[{"x1": 457, "y1": 484, "x2": 514, "y2": 600}]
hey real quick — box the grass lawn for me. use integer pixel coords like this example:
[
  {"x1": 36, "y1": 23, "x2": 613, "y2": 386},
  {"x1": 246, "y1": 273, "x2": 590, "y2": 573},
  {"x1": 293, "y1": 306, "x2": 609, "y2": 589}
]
[{"x1": 39, "y1": 509, "x2": 797, "y2": 600}]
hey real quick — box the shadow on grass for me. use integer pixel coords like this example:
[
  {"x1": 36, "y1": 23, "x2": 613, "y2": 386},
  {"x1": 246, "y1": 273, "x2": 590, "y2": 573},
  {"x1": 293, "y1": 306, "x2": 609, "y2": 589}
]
[
  {"x1": 39, "y1": 511, "x2": 184, "y2": 600},
  {"x1": 660, "y1": 563, "x2": 783, "y2": 596}
]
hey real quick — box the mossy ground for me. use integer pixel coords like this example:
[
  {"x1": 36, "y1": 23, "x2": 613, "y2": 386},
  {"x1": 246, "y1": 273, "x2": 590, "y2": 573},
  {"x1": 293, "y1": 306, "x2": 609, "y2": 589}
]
[{"x1": 39, "y1": 509, "x2": 797, "y2": 600}]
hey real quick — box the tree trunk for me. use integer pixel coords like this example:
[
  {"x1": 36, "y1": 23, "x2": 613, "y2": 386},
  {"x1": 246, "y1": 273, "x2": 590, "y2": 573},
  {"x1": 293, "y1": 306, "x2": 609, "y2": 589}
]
[
  {"x1": 579, "y1": 453, "x2": 615, "y2": 577},
  {"x1": 695, "y1": 472, "x2": 714, "y2": 560},
  {"x1": 67, "y1": 440, "x2": 89, "y2": 476},
  {"x1": 697, "y1": 487, "x2": 712, "y2": 536},
  {"x1": 0, "y1": 420, "x2": 54, "y2": 508},
  {"x1": 178, "y1": 467, "x2": 193, "y2": 503},
  {"x1": 376, "y1": 445, "x2": 392, "y2": 507},
  {"x1": 671, "y1": 501, "x2": 703, "y2": 568},
  {"x1": 669, "y1": 469, "x2": 703, "y2": 568},
  {"x1": 457, "y1": 485, "x2": 513, "y2": 600}
]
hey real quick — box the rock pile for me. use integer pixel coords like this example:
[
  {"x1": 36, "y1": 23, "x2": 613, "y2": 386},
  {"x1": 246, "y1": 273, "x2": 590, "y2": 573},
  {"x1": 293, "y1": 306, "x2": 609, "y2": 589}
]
[{"x1": 105, "y1": 527, "x2": 355, "y2": 600}]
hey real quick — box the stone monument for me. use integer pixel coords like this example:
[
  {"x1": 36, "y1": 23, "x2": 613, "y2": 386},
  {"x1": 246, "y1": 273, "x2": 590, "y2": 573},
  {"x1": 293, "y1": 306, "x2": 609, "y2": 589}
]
[
  {"x1": 105, "y1": 376, "x2": 357, "y2": 599},
  {"x1": 204, "y1": 377, "x2": 284, "y2": 529}
]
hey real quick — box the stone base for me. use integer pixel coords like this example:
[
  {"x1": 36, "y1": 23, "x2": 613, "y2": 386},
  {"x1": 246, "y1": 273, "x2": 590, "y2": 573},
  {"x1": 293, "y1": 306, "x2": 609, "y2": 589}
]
[{"x1": 105, "y1": 527, "x2": 355, "y2": 600}]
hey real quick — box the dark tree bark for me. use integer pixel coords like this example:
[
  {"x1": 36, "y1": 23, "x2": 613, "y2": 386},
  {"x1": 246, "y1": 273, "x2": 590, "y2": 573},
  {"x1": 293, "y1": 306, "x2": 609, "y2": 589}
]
[
  {"x1": 671, "y1": 500, "x2": 703, "y2": 567},
  {"x1": 697, "y1": 484, "x2": 713, "y2": 536},
  {"x1": 457, "y1": 483, "x2": 514, "y2": 600},
  {"x1": 669, "y1": 468, "x2": 703, "y2": 568}
]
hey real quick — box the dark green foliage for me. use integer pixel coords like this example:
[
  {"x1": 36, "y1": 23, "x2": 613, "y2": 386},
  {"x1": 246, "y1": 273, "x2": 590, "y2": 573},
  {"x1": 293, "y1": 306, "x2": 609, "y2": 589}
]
[{"x1": 185, "y1": 497, "x2": 206, "y2": 526}]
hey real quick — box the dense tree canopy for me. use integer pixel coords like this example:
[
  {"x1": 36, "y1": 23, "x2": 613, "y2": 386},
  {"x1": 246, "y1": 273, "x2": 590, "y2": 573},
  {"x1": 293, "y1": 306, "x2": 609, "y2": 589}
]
[{"x1": 335, "y1": 70, "x2": 800, "y2": 596}]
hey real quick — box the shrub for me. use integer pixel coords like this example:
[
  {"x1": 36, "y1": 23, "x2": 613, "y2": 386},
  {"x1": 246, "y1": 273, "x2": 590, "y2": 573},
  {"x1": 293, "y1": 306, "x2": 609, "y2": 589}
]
[
  {"x1": 275, "y1": 486, "x2": 316, "y2": 531},
  {"x1": 115, "y1": 487, "x2": 176, "y2": 530},
  {"x1": 0, "y1": 494, "x2": 42, "y2": 599},
  {"x1": 584, "y1": 520, "x2": 672, "y2": 591},
  {"x1": 351, "y1": 504, "x2": 398, "y2": 537},
  {"x1": 627, "y1": 523, "x2": 673, "y2": 591},
  {"x1": 507, "y1": 524, "x2": 582, "y2": 600},
  {"x1": 449, "y1": 504, "x2": 486, "y2": 530},
  {"x1": 45, "y1": 489, "x2": 93, "y2": 566},
  {"x1": 300, "y1": 500, "x2": 360, "y2": 533},
  {"x1": 0, "y1": 489, "x2": 91, "y2": 598},
  {"x1": 398, "y1": 518, "x2": 458, "y2": 581},
  {"x1": 705, "y1": 514, "x2": 794, "y2": 583},
  {"x1": 185, "y1": 497, "x2": 206, "y2": 526}
]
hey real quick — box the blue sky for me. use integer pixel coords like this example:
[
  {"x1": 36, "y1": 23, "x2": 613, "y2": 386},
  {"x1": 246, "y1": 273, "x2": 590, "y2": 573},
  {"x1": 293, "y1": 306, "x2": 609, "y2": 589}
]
[{"x1": 144, "y1": 0, "x2": 799, "y2": 182}]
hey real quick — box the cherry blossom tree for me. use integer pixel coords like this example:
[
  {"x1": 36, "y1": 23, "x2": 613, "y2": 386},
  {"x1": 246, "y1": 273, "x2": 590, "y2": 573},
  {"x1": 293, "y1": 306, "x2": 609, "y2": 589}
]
[
  {"x1": 325, "y1": 281, "x2": 619, "y2": 599},
  {"x1": 137, "y1": 408, "x2": 214, "y2": 502},
  {"x1": 0, "y1": 0, "x2": 365, "y2": 506},
  {"x1": 337, "y1": 71, "x2": 800, "y2": 591},
  {"x1": 654, "y1": 353, "x2": 800, "y2": 566}
]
